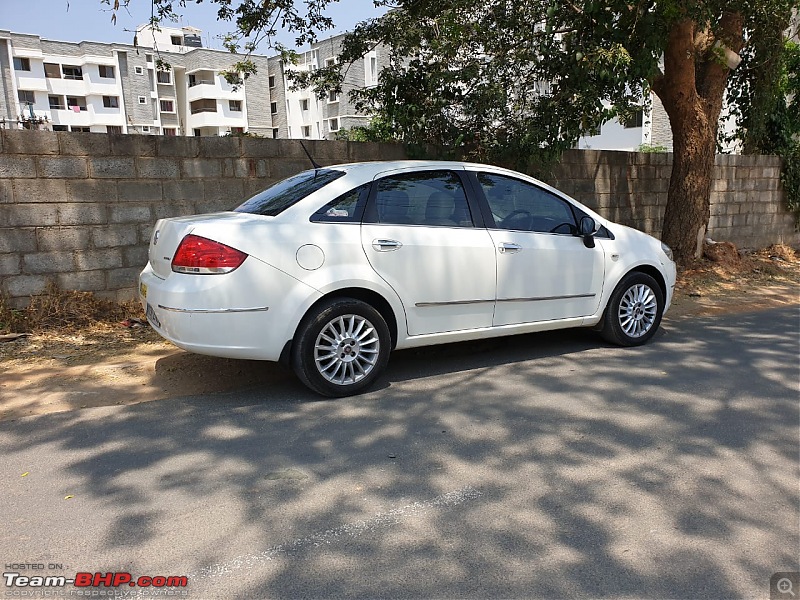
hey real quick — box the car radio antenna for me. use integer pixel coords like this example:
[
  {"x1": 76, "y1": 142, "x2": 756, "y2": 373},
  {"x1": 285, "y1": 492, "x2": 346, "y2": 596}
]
[{"x1": 299, "y1": 140, "x2": 322, "y2": 171}]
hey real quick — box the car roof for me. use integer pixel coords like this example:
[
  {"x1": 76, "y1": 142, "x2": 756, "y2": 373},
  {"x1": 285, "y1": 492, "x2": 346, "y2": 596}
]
[
  {"x1": 327, "y1": 160, "x2": 525, "y2": 177},
  {"x1": 319, "y1": 160, "x2": 608, "y2": 225}
]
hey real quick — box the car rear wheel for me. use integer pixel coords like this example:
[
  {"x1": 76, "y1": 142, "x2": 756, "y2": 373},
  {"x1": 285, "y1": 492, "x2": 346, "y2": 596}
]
[
  {"x1": 292, "y1": 298, "x2": 391, "y2": 397},
  {"x1": 601, "y1": 272, "x2": 664, "y2": 346}
]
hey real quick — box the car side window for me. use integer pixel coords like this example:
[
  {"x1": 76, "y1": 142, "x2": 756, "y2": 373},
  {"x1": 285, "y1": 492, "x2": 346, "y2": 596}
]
[
  {"x1": 478, "y1": 173, "x2": 577, "y2": 234},
  {"x1": 370, "y1": 171, "x2": 474, "y2": 227},
  {"x1": 311, "y1": 184, "x2": 370, "y2": 223}
]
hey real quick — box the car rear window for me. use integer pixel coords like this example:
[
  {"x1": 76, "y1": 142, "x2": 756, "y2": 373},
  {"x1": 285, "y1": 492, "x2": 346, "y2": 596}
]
[{"x1": 234, "y1": 169, "x2": 346, "y2": 216}]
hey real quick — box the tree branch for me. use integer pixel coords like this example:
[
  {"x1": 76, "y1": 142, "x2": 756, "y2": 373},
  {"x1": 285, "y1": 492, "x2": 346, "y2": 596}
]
[
  {"x1": 696, "y1": 10, "x2": 744, "y2": 105},
  {"x1": 658, "y1": 17, "x2": 699, "y2": 110}
]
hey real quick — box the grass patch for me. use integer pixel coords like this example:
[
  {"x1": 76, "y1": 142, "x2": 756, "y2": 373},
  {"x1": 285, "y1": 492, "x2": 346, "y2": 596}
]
[{"x1": 0, "y1": 282, "x2": 144, "y2": 335}]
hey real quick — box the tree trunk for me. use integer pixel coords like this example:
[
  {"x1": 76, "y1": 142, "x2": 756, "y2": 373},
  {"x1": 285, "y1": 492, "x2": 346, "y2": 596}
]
[
  {"x1": 652, "y1": 13, "x2": 744, "y2": 265},
  {"x1": 660, "y1": 96, "x2": 717, "y2": 263}
]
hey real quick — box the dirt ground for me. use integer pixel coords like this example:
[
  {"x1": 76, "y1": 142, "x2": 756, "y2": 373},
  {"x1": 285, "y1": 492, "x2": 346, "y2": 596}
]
[{"x1": 2, "y1": 244, "x2": 798, "y2": 422}]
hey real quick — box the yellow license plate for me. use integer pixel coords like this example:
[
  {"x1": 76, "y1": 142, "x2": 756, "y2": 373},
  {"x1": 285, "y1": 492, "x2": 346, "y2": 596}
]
[{"x1": 139, "y1": 282, "x2": 147, "y2": 299}]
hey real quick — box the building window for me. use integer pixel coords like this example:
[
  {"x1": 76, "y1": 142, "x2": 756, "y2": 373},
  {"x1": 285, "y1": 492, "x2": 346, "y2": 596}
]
[
  {"x1": 71, "y1": 126, "x2": 91, "y2": 133},
  {"x1": 44, "y1": 63, "x2": 61, "y2": 78},
  {"x1": 304, "y1": 49, "x2": 319, "y2": 69},
  {"x1": 365, "y1": 52, "x2": 378, "y2": 86},
  {"x1": 188, "y1": 70, "x2": 215, "y2": 87},
  {"x1": 13, "y1": 57, "x2": 31, "y2": 71},
  {"x1": 327, "y1": 90, "x2": 340, "y2": 103},
  {"x1": 171, "y1": 35, "x2": 182, "y2": 45},
  {"x1": 302, "y1": 125, "x2": 311, "y2": 138},
  {"x1": 138, "y1": 96, "x2": 147, "y2": 104},
  {"x1": 193, "y1": 129, "x2": 201, "y2": 137},
  {"x1": 52, "y1": 125, "x2": 68, "y2": 132},
  {"x1": 190, "y1": 99, "x2": 216, "y2": 114},
  {"x1": 163, "y1": 128, "x2": 177, "y2": 136},
  {"x1": 66, "y1": 96, "x2": 87, "y2": 111},
  {"x1": 300, "y1": 98, "x2": 309, "y2": 111},
  {"x1": 160, "y1": 99, "x2": 175, "y2": 113},
  {"x1": 107, "y1": 125, "x2": 122, "y2": 134},
  {"x1": 141, "y1": 125, "x2": 151, "y2": 133},
  {"x1": 48, "y1": 95, "x2": 65, "y2": 110},
  {"x1": 98, "y1": 65, "x2": 115, "y2": 78},
  {"x1": 623, "y1": 110, "x2": 644, "y2": 129},
  {"x1": 134, "y1": 66, "x2": 144, "y2": 75},
  {"x1": 231, "y1": 127, "x2": 244, "y2": 134},
  {"x1": 328, "y1": 117, "x2": 339, "y2": 132},
  {"x1": 156, "y1": 70, "x2": 172, "y2": 84},
  {"x1": 268, "y1": 75, "x2": 276, "y2": 88},
  {"x1": 229, "y1": 100, "x2": 242, "y2": 112},
  {"x1": 102, "y1": 96, "x2": 119, "y2": 108},
  {"x1": 272, "y1": 128, "x2": 279, "y2": 139},
  {"x1": 270, "y1": 101, "x2": 278, "y2": 114},
  {"x1": 325, "y1": 56, "x2": 337, "y2": 67},
  {"x1": 145, "y1": 54, "x2": 153, "y2": 63},
  {"x1": 62, "y1": 65, "x2": 83, "y2": 80},
  {"x1": 18, "y1": 90, "x2": 35, "y2": 105}
]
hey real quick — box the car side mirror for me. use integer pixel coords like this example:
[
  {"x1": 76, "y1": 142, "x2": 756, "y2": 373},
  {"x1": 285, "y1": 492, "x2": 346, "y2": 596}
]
[{"x1": 579, "y1": 216, "x2": 596, "y2": 248}]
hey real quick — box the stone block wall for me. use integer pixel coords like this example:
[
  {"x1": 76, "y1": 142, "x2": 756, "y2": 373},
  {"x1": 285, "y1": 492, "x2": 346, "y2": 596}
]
[
  {"x1": 0, "y1": 130, "x2": 406, "y2": 307},
  {"x1": 0, "y1": 130, "x2": 797, "y2": 308},
  {"x1": 551, "y1": 150, "x2": 796, "y2": 249}
]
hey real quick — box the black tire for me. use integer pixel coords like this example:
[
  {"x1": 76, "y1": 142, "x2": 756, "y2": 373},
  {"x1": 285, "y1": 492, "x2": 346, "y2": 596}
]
[
  {"x1": 292, "y1": 298, "x2": 391, "y2": 397},
  {"x1": 600, "y1": 272, "x2": 665, "y2": 346}
]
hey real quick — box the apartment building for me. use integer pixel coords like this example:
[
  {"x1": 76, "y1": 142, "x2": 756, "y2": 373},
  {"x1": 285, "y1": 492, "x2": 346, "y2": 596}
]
[
  {"x1": 0, "y1": 25, "x2": 274, "y2": 136},
  {"x1": 0, "y1": 25, "x2": 386, "y2": 140},
  {"x1": 575, "y1": 98, "x2": 667, "y2": 152},
  {"x1": 268, "y1": 34, "x2": 385, "y2": 140}
]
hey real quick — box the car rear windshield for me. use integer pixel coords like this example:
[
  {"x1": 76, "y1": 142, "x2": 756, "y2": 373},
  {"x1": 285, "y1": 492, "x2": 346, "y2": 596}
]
[{"x1": 234, "y1": 169, "x2": 346, "y2": 216}]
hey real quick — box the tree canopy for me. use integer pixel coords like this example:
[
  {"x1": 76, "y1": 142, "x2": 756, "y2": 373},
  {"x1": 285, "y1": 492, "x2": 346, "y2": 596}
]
[
  {"x1": 112, "y1": 0, "x2": 798, "y2": 262},
  {"x1": 306, "y1": 0, "x2": 796, "y2": 261}
]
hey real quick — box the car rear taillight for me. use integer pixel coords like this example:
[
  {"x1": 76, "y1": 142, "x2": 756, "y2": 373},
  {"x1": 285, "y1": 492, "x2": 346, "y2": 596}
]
[{"x1": 171, "y1": 234, "x2": 248, "y2": 274}]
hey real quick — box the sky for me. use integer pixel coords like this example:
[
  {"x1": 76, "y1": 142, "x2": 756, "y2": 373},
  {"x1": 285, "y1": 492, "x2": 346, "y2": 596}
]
[{"x1": 1, "y1": 0, "x2": 388, "y2": 53}]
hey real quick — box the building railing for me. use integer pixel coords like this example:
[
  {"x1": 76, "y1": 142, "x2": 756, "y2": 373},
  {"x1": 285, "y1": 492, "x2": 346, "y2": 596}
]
[
  {"x1": 190, "y1": 107, "x2": 217, "y2": 114},
  {"x1": 188, "y1": 79, "x2": 215, "y2": 87}
]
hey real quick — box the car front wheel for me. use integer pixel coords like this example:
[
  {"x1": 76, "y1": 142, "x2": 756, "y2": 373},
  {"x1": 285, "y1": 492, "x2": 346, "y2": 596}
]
[
  {"x1": 292, "y1": 298, "x2": 391, "y2": 397},
  {"x1": 601, "y1": 272, "x2": 665, "y2": 346}
]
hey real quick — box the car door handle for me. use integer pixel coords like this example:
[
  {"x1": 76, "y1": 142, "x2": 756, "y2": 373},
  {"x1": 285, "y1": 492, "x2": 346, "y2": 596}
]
[
  {"x1": 498, "y1": 242, "x2": 522, "y2": 254},
  {"x1": 372, "y1": 239, "x2": 403, "y2": 252}
]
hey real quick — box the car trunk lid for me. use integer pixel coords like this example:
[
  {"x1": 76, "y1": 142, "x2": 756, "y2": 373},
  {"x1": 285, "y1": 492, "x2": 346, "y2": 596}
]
[{"x1": 148, "y1": 212, "x2": 254, "y2": 279}]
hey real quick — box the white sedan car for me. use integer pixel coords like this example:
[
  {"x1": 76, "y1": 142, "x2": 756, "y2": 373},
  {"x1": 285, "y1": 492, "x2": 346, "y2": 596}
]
[{"x1": 139, "y1": 160, "x2": 676, "y2": 396}]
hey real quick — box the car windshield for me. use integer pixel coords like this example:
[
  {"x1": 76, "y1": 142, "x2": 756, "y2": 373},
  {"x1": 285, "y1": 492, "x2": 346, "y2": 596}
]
[{"x1": 234, "y1": 169, "x2": 346, "y2": 216}]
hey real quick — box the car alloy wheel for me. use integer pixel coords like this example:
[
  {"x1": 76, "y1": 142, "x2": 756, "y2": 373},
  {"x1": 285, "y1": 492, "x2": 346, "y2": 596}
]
[
  {"x1": 314, "y1": 314, "x2": 380, "y2": 385},
  {"x1": 617, "y1": 283, "x2": 658, "y2": 338},
  {"x1": 293, "y1": 298, "x2": 391, "y2": 397},
  {"x1": 601, "y1": 272, "x2": 664, "y2": 347}
]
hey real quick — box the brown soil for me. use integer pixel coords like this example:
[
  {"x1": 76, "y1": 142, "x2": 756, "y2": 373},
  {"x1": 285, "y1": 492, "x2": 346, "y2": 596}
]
[{"x1": 1, "y1": 244, "x2": 798, "y2": 422}]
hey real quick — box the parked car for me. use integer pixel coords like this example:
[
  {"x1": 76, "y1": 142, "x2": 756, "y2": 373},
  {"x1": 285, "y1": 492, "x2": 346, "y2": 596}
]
[{"x1": 139, "y1": 160, "x2": 676, "y2": 396}]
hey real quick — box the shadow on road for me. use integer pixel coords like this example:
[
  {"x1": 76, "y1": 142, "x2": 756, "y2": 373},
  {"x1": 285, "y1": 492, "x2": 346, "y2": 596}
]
[{"x1": 1, "y1": 307, "x2": 797, "y2": 598}]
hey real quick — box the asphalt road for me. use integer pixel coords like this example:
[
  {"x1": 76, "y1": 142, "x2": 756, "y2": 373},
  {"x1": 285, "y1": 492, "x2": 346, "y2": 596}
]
[{"x1": 1, "y1": 306, "x2": 798, "y2": 599}]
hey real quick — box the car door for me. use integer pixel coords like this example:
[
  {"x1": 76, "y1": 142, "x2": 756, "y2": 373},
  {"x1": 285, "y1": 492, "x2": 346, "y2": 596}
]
[
  {"x1": 360, "y1": 168, "x2": 497, "y2": 336},
  {"x1": 472, "y1": 171, "x2": 605, "y2": 326}
]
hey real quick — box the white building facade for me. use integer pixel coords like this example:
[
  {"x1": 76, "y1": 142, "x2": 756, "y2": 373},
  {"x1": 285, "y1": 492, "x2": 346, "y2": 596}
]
[{"x1": 0, "y1": 26, "x2": 385, "y2": 140}]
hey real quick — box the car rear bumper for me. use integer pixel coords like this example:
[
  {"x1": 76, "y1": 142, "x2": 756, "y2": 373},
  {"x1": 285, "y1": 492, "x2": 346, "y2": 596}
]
[{"x1": 139, "y1": 259, "x2": 316, "y2": 361}]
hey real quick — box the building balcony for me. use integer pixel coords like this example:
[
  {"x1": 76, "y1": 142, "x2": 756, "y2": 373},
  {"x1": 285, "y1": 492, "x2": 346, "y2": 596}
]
[
  {"x1": 15, "y1": 75, "x2": 49, "y2": 92},
  {"x1": 186, "y1": 108, "x2": 246, "y2": 130},
  {"x1": 187, "y1": 82, "x2": 219, "y2": 102},
  {"x1": 85, "y1": 81, "x2": 121, "y2": 95},
  {"x1": 45, "y1": 77, "x2": 91, "y2": 95}
]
